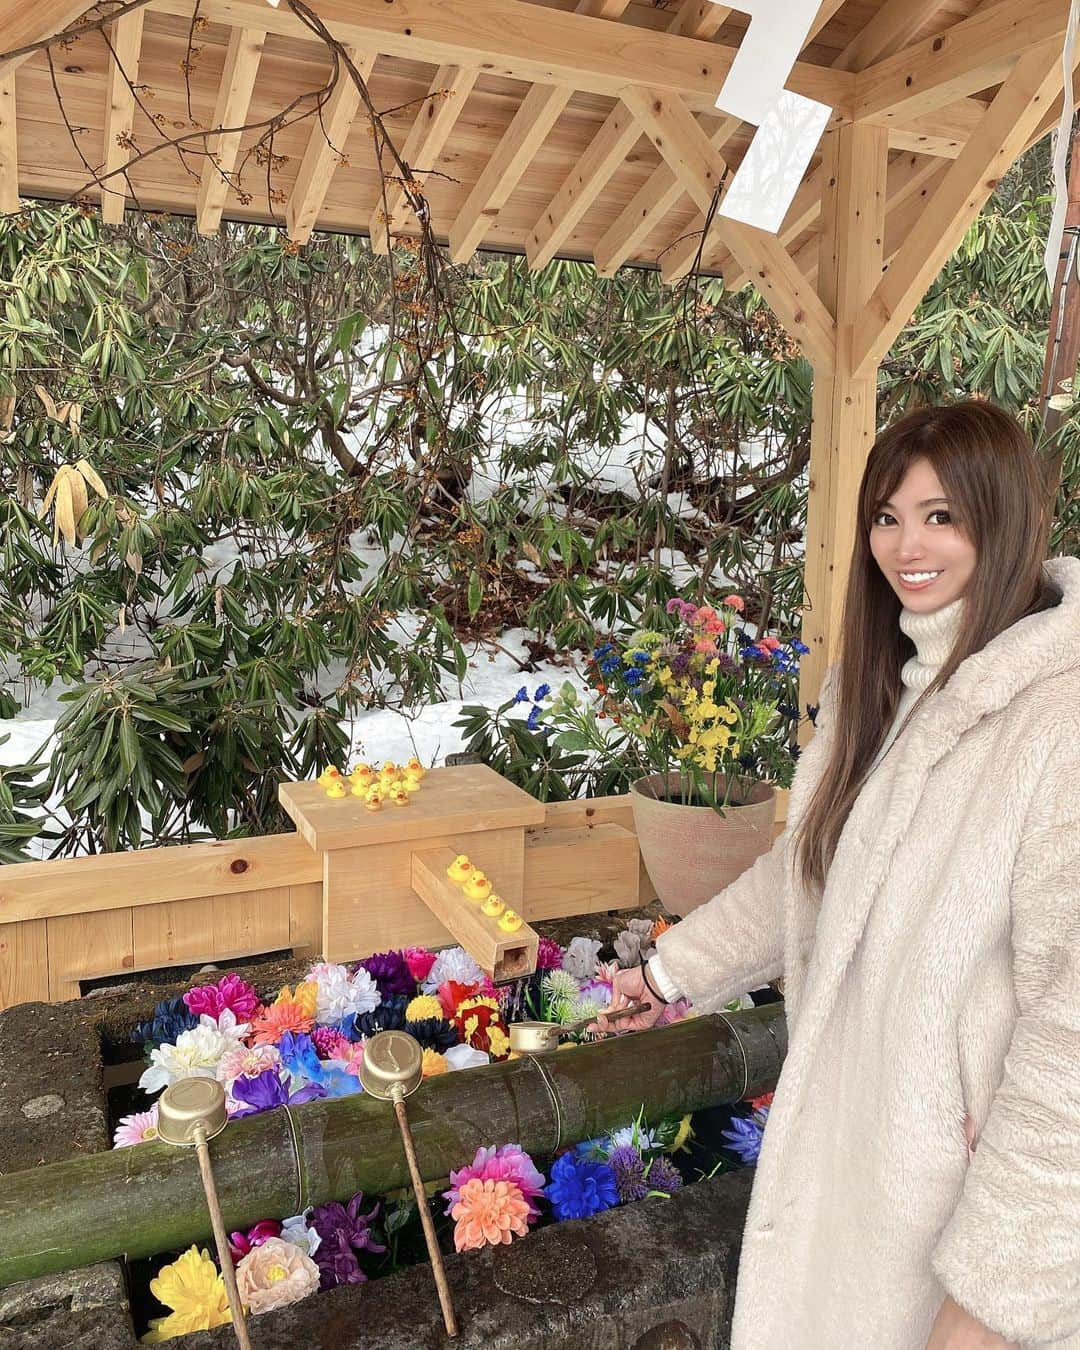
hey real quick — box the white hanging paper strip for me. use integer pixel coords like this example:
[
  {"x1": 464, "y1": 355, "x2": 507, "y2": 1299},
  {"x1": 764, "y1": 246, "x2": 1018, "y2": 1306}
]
[
  {"x1": 1044, "y1": 0, "x2": 1080, "y2": 289},
  {"x1": 709, "y1": 0, "x2": 832, "y2": 236}
]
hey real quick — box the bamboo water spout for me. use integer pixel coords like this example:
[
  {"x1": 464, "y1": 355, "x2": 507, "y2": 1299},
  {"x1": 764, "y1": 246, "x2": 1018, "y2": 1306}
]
[{"x1": 0, "y1": 1007, "x2": 785, "y2": 1288}]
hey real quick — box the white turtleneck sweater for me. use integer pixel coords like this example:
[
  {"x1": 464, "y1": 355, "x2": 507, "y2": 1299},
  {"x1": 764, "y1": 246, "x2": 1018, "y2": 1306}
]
[{"x1": 648, "y1": 596, "x2": 966, "y2": 1004}]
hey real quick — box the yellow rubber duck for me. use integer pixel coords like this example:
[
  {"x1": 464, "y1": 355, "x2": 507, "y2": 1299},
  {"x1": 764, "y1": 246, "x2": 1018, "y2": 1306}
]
[
  {"x1": 497, "y1": 909, "x2": 523, "y2": 932},
  {"x1": 462, "y1": 873, "x2": 492, "y2": 902},
  {"x1": 380, "y1": 759, "x2": 398, "y2": 776},
  {"x1": 390, "y1": 787, "x2": 411, "y2": 807},
  {"x1": 349, "y1": 780, "x2": 368, "y2": 797},
  {"x1": 405, "y1": 757, "x2": 426, "y2": 779},
  {"x1": 325, "y1": 781, "x2": 347, "y2": 799},
  {"x1": 402, "y1": 774, "x2": 422, "y2": 794},
  {"x1": 446, "y1": 855, "x2": 473, "y2": 883},
  {"x1": 481, "y1": 894, "x2": 505, "y2": 918},
  {"x1": 365, "y1": 792, "x2": 384, "y2": 812},
  {"x1": 349, "y1": 763, "x2": 374, "y2": 785}
]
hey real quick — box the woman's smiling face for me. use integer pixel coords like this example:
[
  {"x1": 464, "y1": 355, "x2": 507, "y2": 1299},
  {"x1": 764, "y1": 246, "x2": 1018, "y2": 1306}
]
[{"x1": 868, "y1": 457, "x2": 977, "y2": 612}]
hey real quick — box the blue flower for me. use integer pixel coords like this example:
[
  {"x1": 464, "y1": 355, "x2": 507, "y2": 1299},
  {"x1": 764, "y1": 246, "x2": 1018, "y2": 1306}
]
[
  {"x1": 544, "y1": 1152, "x2": 619, "y2": 1220},
  {"x1": 792, "y1": 639, "x2": 810, "y2": 655},
  {"x1": 721, "y1": 1113, "x2": 764, "y2": 1165},
  {"x1": 131, "y1": 996, "x2": 199, "y2": 1050},
  {"x1": 526, "y1": 704, "x2": 542, "y2": 731},
  {"x1": 632, "y1": 650, "x2": 651, "y2": 666},
  {"x1": 533, "y1": 683, "x2": 551, "y2": 700},
  {"x1": 278, "y1": 1031, "x2": 362, "y2": 1098},
  {"x1": 230, "y1": 1069, "x2": 328, "y2": 1118},
  {"x1": 341, "y1": 995, "x2": 408, "y2": 1041},
  {"x1": 600, "y1": 656, "x2": 621, "y2": 675},
  {"x1": 623, "y1": 667, "x2": 644, "y2": 688},
  {"x1": 513, "y1": 686, "x2": 529, "y2": 704},
  {"x1": 592, "y1": 642, "x2": 615, "y2": 661},
  {"x1": 777, "y1": 703, "x2": 799, "y2": 720}
]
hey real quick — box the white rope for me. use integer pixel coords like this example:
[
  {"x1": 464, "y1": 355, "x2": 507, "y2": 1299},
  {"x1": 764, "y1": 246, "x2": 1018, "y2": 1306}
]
[{"x1": 1044, "y1": 0, "x2": 1080, "y2": 290}]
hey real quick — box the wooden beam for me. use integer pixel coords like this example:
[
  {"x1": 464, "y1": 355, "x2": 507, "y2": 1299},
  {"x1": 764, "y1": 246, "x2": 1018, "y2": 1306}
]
[
  {"x1": 798, "y1": 122, "x2": 888, "y2": 712},
  {"x1": 853, "y1": 0, "x2": 1066, "y2": 126},
  {"x1": 851, "y1": 42, "x2": 1068, "y2": 378},
  {"x1": 150, "y1": 0, "x2": 855, "y2": 118},
  {"x1": 369, "y1": 64, "x2": 477, "y2": 252},
  {"x1": 0, "y1": 0, "x2": 93, "y2": 75},
  {"x1": 195, "y1": 25, "x2": 266, "y2": 236},
  {"x1": 526, "y1": 99, "x2": 642, "y2": 270},
  {"x1": 100, "y1": 8, "x2": 145, "y2": 226},
  {"x1": 0, "y1": 70, "x2": 16, "y2": 214},
  {"x1": 447, "y1": 0, "x2": 631, "y2": 262},
  {"x1": 620, "y1": 86, "x2": 835, "y2": 370},
  {"x1": 833, "y1": 0, "x2": 956, "y2": 72},
  {"x1": 286, "y1": 49, "x2": 373, "y2": 245}
]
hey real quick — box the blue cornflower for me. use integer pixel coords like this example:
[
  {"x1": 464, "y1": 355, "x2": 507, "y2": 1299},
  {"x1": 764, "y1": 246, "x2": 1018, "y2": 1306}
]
[
  {"x1": 721, "y1": 1113, "x2": 764, "y2": 1165},
  {"x1": 545, "y1": 1152, "x2": 620, "y2": 1220},
  {"x1": 513, "y1": 686, "x2": 529, "y2": 704},
  {"x1": 791, "y1": 639, "x2": 810, "y2": 655},
  {"x1": 600, "y1": 656, "x2": 621, "y2": 675},
  {"x1": 592, "y1": 642, "x2": 615, "y2": 661},
  {"x1": 632, "y1": 650, "x2": 650, "y2": 666},
  {"x1": 533, "y1": 683, "x2": 551, "y2": 700},
  {"x1": 623, "y1": 667, "x2": 644, "y2": 688},
  {"x1": 526, "y1": 704, "x2": 542, "y2": 730}
]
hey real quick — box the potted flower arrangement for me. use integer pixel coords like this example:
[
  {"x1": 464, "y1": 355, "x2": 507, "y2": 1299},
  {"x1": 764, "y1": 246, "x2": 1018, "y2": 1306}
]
[{"x1": 537, "y1": 595, "x2": 809, "y2": 916}]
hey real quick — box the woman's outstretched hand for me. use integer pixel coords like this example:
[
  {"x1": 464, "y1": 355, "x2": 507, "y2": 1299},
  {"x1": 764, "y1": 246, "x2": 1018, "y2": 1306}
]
[
  {"x1": 924, "y1": 1296, "x2": 1018, "y2": 1349},
  {"x1": 593, "y1": 965, "x2": 666, "y2": 1034}
]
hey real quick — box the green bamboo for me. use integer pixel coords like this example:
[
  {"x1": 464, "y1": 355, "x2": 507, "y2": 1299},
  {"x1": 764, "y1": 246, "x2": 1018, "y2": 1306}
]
[{"x1": 0, "y1": 1007, "x2": 785, "y2": 1287}]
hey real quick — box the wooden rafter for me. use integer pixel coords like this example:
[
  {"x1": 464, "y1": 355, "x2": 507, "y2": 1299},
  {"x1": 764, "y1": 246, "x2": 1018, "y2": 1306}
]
[
  {"x1": 286, "y1": 49, "x2": 373, "y2": 246},
  {"x1": 446, "y1": 0, "x2": 631, "y2": 263},
  {"x1": 0, "y1": 70, "x2": 16, "y2": 214},
  {"x1": 195, "y1": 26, "x2": 266, "y2": 237},
  {"x1": 853, "y1": 0, "x2": 1067, "y2": 126},
  {"x1": 369, "y1": 64, "x2": 477, "y2": 253},
  {"x1": 0, "y1": 0, "x2": 94, "y2": 74},
  {"x1": 100, "y1": 9, "x2": 145, "y2": 226},
  {"x1": 851, "y1": 41, "x2": 1069, "y2": 378},
  {"x1": 151, "y1": 0, "x2": 855, "y2": 118},
  {"x1": 835, "y1": 0, "x2": 961, "y2": 73},
  {"x1": 620, "y1": 86, "x2": 835, "y2": 370}
]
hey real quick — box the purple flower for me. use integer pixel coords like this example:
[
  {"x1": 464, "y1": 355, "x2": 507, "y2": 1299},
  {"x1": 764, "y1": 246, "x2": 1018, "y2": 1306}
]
[
  {"x1": 670, "y1": 652, "x2": 691, "y2": 676},
  {"x1": 721, "y1": 1114, "x2": 764, "y2": 1165},
  {"x1": 536, "y1": 937, "x2": 565, "y2": 971},
  {"x1": 355, "y1": 950, "x2": 414, "y2": 1001},
  {"x1": 544, "y1": 1153, "x2": 619, "y2": 1221},
  {"x1": 227, "y1": 1219, "x2": 282, "y2": 1264},
  {"x1": 311, "y1": 1191, "x2": 386, "y2": 1287},
  {"x1": 645, "y1": 1157, "x2": 683, "y2": 1195},
  {"x1": 608, "y1": 1145, "x2": 648, "y2": 1203},
  {"x1": 184, "y1": 974, "x2": 261, "y2": 1023},
  {"x1": 229, "y1": 1069, "x2": 327, "y2": 1117}
]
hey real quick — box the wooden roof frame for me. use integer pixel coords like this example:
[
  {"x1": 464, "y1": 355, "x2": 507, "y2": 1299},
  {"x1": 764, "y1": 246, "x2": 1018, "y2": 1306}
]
[{"x1": 0, "y1": 0, "x2": 1074, "y2": 707}]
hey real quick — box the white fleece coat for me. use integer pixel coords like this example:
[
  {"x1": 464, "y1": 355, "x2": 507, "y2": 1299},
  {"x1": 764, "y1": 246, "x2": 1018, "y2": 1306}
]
[{"x1": 655, "y1": 555, "x2": 1080, "y2": 1350}]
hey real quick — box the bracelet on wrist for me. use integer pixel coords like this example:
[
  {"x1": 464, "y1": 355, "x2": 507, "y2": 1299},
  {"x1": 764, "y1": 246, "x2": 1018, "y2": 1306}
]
[{"x1": 639, "y1": 957, "x2": 669, "y2": 1005}]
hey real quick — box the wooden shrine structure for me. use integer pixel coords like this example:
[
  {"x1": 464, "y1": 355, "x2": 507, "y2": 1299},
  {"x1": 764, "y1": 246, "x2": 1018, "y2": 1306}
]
[{"x1": 0, "y1": 0, "x2": 1074, "y2": 1003}]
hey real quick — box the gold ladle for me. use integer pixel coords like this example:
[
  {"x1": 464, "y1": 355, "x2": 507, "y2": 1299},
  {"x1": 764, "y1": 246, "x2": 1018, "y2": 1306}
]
[{"x1": 508, "y1": 1000, "x2": 652, "y2": 1055}]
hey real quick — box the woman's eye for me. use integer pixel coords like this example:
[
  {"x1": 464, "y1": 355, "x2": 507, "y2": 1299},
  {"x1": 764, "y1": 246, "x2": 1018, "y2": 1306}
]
[
  {"x1": 928, "y1": 510, "x2": 952, "y2": 525},
  {"x1": 872, "y1": 511, "x2": 895, "y2": 526}
]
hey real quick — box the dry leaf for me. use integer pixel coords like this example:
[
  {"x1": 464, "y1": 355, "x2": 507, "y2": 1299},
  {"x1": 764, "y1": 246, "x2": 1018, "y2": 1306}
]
[
  {"x1": 34, "y1": 385, "x2": 58, "y2": 421},
  {"x1": 117, "y1": 604, "x2": 127, "y2": 635},
  {"x1": 0, "y1": 395, "x2": 14, "y2": 431},
  {"x1": 67, "y1": 403, "x2": 83, "y2": 435},
  {"x1": 521, "y1": 541, "x2": 542, "y2": 566},
  {"x1": 75, "y1": 458, "x2": 107, "y2": 498}
]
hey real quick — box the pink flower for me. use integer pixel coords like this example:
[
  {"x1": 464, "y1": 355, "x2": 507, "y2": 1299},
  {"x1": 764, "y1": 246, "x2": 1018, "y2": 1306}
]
[
  {"x1": 657, "y1": 997, "x2": 693, "y2": 1027},
  {"x1": 759, "y1": 635, "x2": 781, "y2": 651},
  {"x1": 444, "y1": 1143, "x2": 546, "y2": 1219},
  {"x1": 403, "y1": 947, "x2": 437, "y2": 983},
  {"x1": 235, "y1": 1237, "x2": 320, "y2": 1314},
  {"x1": 113, "y1": 1105, "x2": 160, "y2": 1148},
  {"x1": 722, "y1": 594, "x2": 745, "y2": 612},
  {"x1": 184, "y1": 974, "x2": 262, "y2": 1023},
  {"x1": 228, "y1": 1220, "x2": 282, "y2": 1263},
  {"x1": 536, "y1": 937, "x2": 565, "y2": 971},
  {"x1": 450, "y1": 1179, "x2": 531, "y2": 1252},
  {"x1": 311, "y1": 1026, "x2": 349, "y2": 1060},
  {"x1": 216, "y1": 1042, "x2": 281, "y2": 1087},
  {"x1": 693, "y1": 637, "x2": 716, "y2": 655}
]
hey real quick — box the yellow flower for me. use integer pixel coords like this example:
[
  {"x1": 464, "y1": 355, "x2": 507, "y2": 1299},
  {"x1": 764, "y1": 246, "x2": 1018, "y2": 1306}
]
[
  {"x1": 705, "y1": 658, "x2": 720, "y2": 675},
  {"x1": 668, "y1": 1113, "x2": 695, "y2": 1154},
  {"x1": 656, "y1": 667, "x2": 673, "y2": 686},
  {"x1": 717, "y1": 702, "x2": 739, "y2": 725},
  {"x1": 406, "y1": 994, "x2": 444, "y2": 1023},
  {"x1": 274, "y1": 982, "x2": 318, "y2": 1020},
  {"x1": 422, "y1": 1048, "x2": 448, "y2": 1077},
  {"x1": 141, "y1": 1246, "x2": 231, "y2": 1343}
]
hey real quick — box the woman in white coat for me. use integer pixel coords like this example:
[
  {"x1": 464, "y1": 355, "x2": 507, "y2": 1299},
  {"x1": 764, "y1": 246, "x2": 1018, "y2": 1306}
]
[{"x1": 602, "y1": 401, "x2": 1080, "y2": 1350}]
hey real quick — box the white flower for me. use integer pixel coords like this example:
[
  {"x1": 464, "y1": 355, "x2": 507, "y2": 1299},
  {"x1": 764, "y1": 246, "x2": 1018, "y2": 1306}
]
[
  {"x1": 305, "y1": 962, "x2": 379, "y2": 1022},
  {"x1": 280, "y1": 1214, "x2": 321, "y2": 1258},
  {"x1": 139, "y1": 1022, "x2": 237, "y2": 1094},
  {"x1": 444, "y1": 1043, "x2": 490, "y2": 1072},
  {"x1": 421, "y1": 946, "x2": 483, "y2": 994},
  {"x1": 206, "y1": 1009, "x2": 250, "y2": 1042},
  {"x1": 610, "y1": 1124, "x2": 661, "y2": 1153},
  {"x1": 561, "y1": 937, "x2": 602, "y2": 980}
]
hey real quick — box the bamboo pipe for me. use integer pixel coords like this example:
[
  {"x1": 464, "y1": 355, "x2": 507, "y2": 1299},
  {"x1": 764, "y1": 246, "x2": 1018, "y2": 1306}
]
[{"x1": 0, "y1": 1007, "x2": 785, "y2": 1288}]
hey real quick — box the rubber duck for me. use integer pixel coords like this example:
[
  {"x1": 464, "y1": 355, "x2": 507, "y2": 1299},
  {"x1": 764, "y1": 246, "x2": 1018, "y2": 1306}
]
[
  {"x1": 405, "y1": 757, "x2": 426, "y2": 779},
  {"x1": 390, "y1": 786, "x2": 411, "y2": 807},
  {"x1": 380, "y1": 760, "x2": 399, "y2": 777},
  {"x1": 365, "y1": 791, "x2": 384, "y2": 812},
  {"x1": 325, "y1": 780, "x2": 347, "y2": 799},
  {"x1": 402, "y1": 774, "x2": 422, "y2": 794},
  {"x1": 349, "y1": 780, "x2": 368, "y2": 797},
  {"x1": 349, "y1": 762, "x2": 374, "y2": 785},
  {"x1": 446, "y1": 855, "x2": 473, "y2": 883},
  {"x1": 462, "y1": 873, "x2": 492, "y2": 902},
  {"x1": 365, "y1": 782, "x2": 385, "y2": 802},
  {"x1": 318, "y1": 766, "x2": 343, "y2": 787},
  {"x1": 497, "y1": 909, "x2": 523, "y2": 932},
  {"x1": 481, "y1": 894, "x2": 505, "y2": 918}
]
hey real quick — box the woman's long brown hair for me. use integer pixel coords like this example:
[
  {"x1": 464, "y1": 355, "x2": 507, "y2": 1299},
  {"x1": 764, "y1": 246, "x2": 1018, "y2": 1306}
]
[{"x1": 793, "y1": 399, "x2": 1057, "y2": 894}]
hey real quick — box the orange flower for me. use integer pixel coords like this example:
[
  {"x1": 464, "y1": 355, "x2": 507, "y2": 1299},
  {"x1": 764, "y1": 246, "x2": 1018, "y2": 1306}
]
[
  {"x1": 722, "y1": 594, "x2": 745, "y2": 612},
  {"x1": 421, "y1": 1049, "x2": 448, "y2": 1078},
  {"x1": 274, "y1": 982, "x2": 318, "y2": 1020},
  {"x1": 651, "y1": 916, "x2": 673, "y2": 941},
  {"x1": 249, "y1": 1001, "x2": 314, "y2": 1045},
  {"x1": 451, "y1": 1178, "x2": 531, "y2": 1251}
]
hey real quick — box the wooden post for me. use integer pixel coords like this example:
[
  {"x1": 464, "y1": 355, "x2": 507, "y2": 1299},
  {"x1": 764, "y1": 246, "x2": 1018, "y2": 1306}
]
[{"x1": 798, "y1": 123, "x2": 888, "y2": 718}]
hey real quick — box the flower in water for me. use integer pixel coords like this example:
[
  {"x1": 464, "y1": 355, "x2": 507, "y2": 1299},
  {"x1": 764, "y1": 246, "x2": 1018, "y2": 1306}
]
[
  {"x1": 310, "y1": 1191, "x2": 385, "y2": 1289},
  {"x1": 342, "y1": 994, "x2": 408, "y2": 1041},
  {"x1": 355, "y1": 950, "x2": 415, "y2": 1001},
  {"x1": 404, "y1": 1017, "x2": 459, "y2": 1053},
  {"x1": 610, "y1": 1123, "x2": 661, "y2": 1154},
  {"x1": 721, "y1": 1114, "x2": 764, "y2": 1165},
  {"x1": 405, "y1": 994, "x2": 444, "y2": 1022},
  {"x1": 139, "y1": 1018, "x2": 244, "y2": 1094},
  {"x1": 183, "y1": 974, "x2": 261, "y2": 1023},
  {"x1": 216, "y1": 1042, "x2": 281, "y2": 1088},
  {"x1": 422, "y1": 946, "x2": 484, "y2": 995},
  {"x1": 236, "y1": 1237, "x2": 320, "y2": 1315},
  {"x1": 227, "y1": 1220, "x2": 282, "y2": 1264},
  {"x1": 536, "y1": 937, "x2": 565, "y2": 971},
  {"x1": 453, "y1": 995, "x2": 511, "y2": 1059},
  {"x1": 310, "y1": 1026, "x2": 350, "y2": 1061},
  {"x1": 304, "y1": 963, "x2": 379, "y2": 1023},
  {"x1": 451, "y1": 1178, "x2": 531, "y2": 1252},
  {"x1": 544, "y1": 1153, "x2": 619, "y2": 1221},
  {"x1": 646, "y1": 1156, "x2": 683, "y2": 1195},
  {"x1": 280, "y1": 1214, "x2": 321, "y2": 1258},
  {"x1": 131, "y1": 996, "x2": 199, "y2": 1051},
  {"x1": 561, "y1": 936, "x2": 602, "y2": 980},
  {"x1": 142, "y1": 1245, "x2": 231, "y2": 1343},
  {"x1": 249, "y1": 1000, "x2": 315, "y2": 1046},
  {"x1": 421, "y1": 1049, "x2": 448, "y2": 1078},
  {"x1": 277, "y1": 1031, "x2": 363, "y2": 1098},
  {"x1": 403, "y1": 946, "x2": 438, "y2": 984},
  {"x1": 229, "y1": 1069, "x2": 327, "y2": 1118},
  {"x1": 608, "y1": 1145, "x2": 648, "y2": 1203},
  {"x1": 444, "y1": 1144, "x2": 545, "y2": 1219},
  {"x1": 113, "y1": 1105, "x2": 159, "y2": 1148}
]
